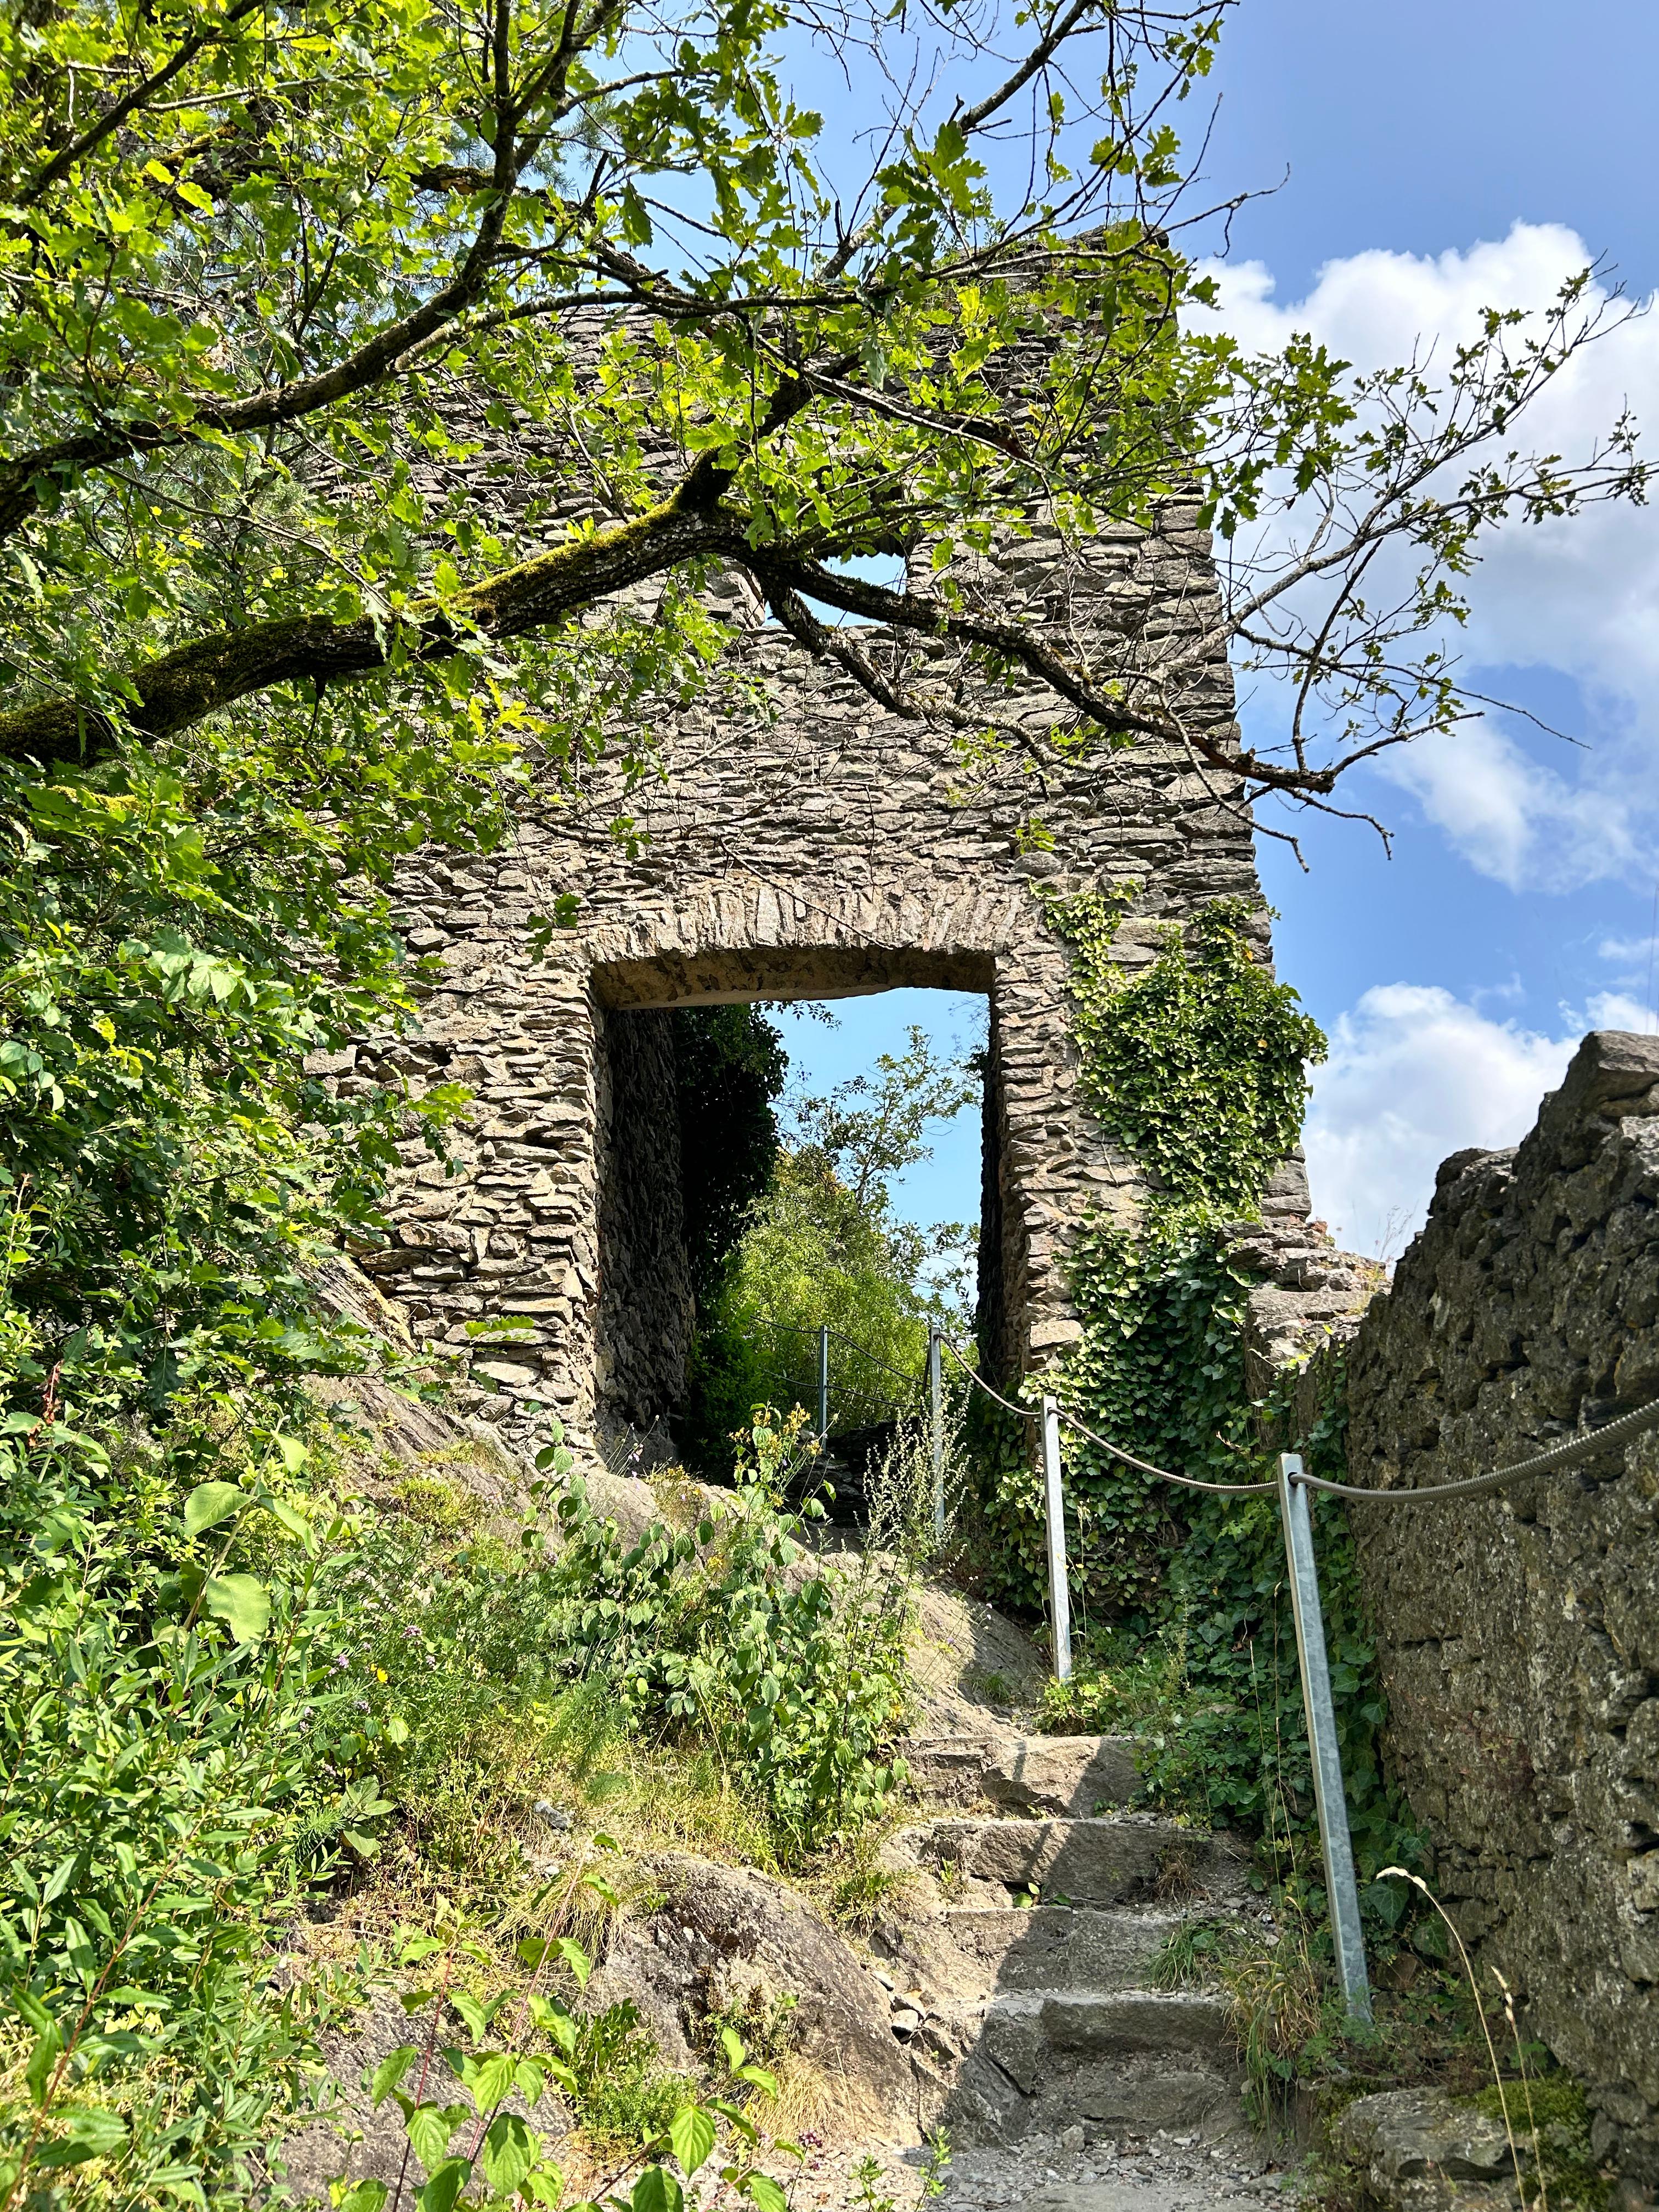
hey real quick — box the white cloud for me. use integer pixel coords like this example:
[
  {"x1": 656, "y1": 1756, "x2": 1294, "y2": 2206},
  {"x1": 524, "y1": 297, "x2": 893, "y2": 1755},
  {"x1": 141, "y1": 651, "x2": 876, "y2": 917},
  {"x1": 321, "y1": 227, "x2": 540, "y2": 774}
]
[
  {"x1": 1584, "y1": 989, "x2": 1655, "y2": 1032},
  {"x1": 1304, "y1": 984, "x2": 1576, "y2": 1256},
  {"x1": 1197, "y1": 226, "x2": 1659, "y2": 890},
  {"x1": 1379, "y1": 715, "x2": 1639, "y2": 893}
]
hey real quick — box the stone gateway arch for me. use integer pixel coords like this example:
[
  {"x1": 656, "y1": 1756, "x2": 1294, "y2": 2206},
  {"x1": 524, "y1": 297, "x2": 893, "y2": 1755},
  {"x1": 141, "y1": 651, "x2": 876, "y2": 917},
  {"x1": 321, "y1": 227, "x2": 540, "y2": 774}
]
[{"x1": 328, "y1": 501, "x2": 1323, "y2": 1471}]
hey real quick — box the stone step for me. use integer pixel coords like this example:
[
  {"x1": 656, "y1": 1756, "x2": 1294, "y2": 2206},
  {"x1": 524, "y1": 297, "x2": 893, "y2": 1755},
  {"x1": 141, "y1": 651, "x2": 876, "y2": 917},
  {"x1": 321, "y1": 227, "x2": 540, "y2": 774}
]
[
  {"x1": 984, "y1": 1989, "x2": 1234, "y2": 2072},
  {"x1": 882, "y1": 1903, "x2": 1196, "y2": 1998},
  {"x1": 885, "y1": 1815, "x2": 1250, "y2": 1909},
  {"x1": 920, "y1": 1990, "x2": 1242, "y2": 2146},
  {"x1": 900, "y1": 1732, "x2": 1139, "y2": 1815}
]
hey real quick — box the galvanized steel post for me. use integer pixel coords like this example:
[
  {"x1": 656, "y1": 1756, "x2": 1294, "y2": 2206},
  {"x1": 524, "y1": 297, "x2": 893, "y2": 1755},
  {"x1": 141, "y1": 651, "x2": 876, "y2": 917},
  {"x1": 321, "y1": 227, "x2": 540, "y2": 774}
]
[
  {"x1": 1040, "y1": 1393, "x2": 1073, "y2": 1683},
  {"x1": 1278, "y1": 1452, "x2": 1372, "y2": 2022},
  {"x1": 817, "y1": 1324, "x2": 830, "y2": 1442}
]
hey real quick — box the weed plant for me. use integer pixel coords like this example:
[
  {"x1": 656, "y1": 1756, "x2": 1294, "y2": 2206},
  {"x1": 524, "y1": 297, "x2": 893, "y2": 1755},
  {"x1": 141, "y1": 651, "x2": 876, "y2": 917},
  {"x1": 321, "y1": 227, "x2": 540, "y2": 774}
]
[
  {"x1": 348, "y1": 1408, "x2": 915, "y2": 1875},
  {"x1": 326, "y1": 1888, "x2": 792, "y2": 2212}
]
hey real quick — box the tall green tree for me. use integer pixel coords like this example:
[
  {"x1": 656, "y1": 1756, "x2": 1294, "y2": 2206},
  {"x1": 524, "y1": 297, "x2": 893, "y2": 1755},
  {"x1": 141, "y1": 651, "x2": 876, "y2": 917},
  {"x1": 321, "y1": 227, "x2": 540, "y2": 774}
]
[
  {"x1": 682, "y1": 1026, "x2": 978, "y2": 1463},
  {"x1": 673, "y1": 1002, "x2": 787, "y2": 1302},
  {"x1": 1, "y1": 0, "x2": 1644, "y2": 812}
]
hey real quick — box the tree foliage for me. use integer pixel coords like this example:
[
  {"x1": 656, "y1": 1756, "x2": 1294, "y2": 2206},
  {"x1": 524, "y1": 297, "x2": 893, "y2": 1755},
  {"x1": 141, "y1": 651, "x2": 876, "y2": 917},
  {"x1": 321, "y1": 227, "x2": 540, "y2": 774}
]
[
  {"x1": 681, "y1": 1024, "x2": 977, "y2": 1465},
  {"x1": 672, "y1": 1004, "x2": 787, "y2": 1305},
  {"x1": 1, "y1": 0, "x2": 1645, "y2": 824}
]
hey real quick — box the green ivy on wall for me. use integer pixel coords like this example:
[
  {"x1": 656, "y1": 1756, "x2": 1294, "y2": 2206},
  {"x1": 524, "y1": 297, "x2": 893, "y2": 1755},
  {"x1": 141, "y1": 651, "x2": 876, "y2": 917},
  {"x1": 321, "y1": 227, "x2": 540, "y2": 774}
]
[
  {"x1": 968, "y1": 887, "x2": 1418, "y2": 1927},
  {"x1": 1057, "y1": 888, "x2": 1326, "y2": 1215},
  {"x1": 974, "y1": 889, "x2": 1325, "y2": 1617}
]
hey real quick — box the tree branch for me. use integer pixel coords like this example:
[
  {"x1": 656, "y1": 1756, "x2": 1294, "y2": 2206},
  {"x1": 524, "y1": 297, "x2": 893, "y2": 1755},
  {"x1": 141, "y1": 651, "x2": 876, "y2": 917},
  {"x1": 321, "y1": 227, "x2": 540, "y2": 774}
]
[
  {"x1": 0, "y1": 496, "x2": 743, "y2": 765},
  {"x1": 20, "y1": 0, "x2": 266, "y2": 206}
]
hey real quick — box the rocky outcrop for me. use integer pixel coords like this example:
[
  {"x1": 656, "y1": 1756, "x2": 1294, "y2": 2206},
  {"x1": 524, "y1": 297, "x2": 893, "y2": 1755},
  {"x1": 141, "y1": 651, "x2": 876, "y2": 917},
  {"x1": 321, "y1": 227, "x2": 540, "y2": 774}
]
[
  {"x1": 1332, "y1": 2089, "x2": 1516, "y2": 2212},
  {"x1": 588, "y1": 1854, "x2": 917, "y2": 2143},
  {"x1": 1344, "y1": 1031, "x2": 1659, "y2": 2185}
]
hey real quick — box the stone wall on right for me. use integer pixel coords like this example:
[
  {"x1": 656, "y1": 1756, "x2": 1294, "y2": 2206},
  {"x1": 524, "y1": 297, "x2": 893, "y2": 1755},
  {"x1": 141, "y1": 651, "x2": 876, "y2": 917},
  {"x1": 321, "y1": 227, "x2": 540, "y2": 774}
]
[{"x1": 1345, "y1": 1030, "x2": 1659, "y2": 2184}]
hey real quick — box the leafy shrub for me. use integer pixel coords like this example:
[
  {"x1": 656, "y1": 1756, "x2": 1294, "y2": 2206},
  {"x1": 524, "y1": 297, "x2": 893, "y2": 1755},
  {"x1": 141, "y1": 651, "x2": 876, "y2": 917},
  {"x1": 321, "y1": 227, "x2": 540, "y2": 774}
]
[
  {"x1": 0, "y1": 645, "x2": 486, "y2": 2201},
  {"x1": 341, "y1": 1920, "x2": 788, "y2": 2212},
  {"x1": 352, "y1": 1413, "x2": 915, "y2": 1865},
  {"x1": 0, "y1": 1392, "x2": 394, "y2": 2206}
]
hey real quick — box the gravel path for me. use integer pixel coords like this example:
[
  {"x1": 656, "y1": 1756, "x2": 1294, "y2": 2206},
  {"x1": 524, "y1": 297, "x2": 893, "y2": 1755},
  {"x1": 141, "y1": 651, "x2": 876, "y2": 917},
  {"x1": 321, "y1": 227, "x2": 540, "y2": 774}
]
[{"x1": 789, "y1": 2125, "x2": 1300, "y2": 2212}]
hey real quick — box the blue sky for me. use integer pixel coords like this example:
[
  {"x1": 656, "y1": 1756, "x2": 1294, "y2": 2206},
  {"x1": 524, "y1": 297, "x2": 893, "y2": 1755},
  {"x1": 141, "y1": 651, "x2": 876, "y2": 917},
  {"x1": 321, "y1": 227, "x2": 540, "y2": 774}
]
[{"x1": 778, "y1": 1, "x2": 1659, "y2": 1254}]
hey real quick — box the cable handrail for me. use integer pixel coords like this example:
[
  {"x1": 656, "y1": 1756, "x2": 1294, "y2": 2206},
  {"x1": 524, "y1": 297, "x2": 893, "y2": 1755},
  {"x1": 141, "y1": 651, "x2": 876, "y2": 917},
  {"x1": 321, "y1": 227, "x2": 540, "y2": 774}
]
[
  {"x1": 938, "y1": 1335, "x2": 1276, "y2": 1493},
  {"x1": 737, "y1": 1307, "x2": 1659, "y2": 1505},
  {"x1": 1294, "y1": 1391, "x2": 1659, "y2": 1501},
  {"x1": 736, "y1": 1295, "x2": 1658, "y2": 2025},
  {"x1": 935, "y1": 1328, "x2": 1659, "y2": 1505},
  {"x1": 1060, "y1": 1403, "x2": 1278, "y2": 1496},
  {"x1": 741, "y1": 1312, "x2": 926, "y2": 1393}
]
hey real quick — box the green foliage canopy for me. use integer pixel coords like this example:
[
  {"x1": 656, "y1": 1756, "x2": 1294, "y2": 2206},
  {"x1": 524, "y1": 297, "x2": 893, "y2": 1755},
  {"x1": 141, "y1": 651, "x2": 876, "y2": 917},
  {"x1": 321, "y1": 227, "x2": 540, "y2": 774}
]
[
  {"x1": 672, "y1": 1005, "x2": 787, "y2": 1305},
  {"x1": 1, "y1": 0, "x2": 1644, "y2": 819},
  {"x1": 683, "y1": 1024, "x2": 977, "y2": 1458}
]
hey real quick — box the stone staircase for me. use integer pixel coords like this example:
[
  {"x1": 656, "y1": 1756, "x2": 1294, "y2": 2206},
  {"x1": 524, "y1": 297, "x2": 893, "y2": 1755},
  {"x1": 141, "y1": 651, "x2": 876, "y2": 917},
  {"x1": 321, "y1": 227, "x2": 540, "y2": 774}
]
[{"x1": 871, "y1": 1728, "x2": 1250, "y2": 2148}]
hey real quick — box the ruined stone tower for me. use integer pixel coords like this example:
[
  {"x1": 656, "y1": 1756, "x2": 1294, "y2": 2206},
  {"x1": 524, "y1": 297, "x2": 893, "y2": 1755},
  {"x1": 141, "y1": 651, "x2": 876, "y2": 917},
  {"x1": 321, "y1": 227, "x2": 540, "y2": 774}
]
[{"x1": 327, "y1": 503, "x2": 1305, "y2": 1471}]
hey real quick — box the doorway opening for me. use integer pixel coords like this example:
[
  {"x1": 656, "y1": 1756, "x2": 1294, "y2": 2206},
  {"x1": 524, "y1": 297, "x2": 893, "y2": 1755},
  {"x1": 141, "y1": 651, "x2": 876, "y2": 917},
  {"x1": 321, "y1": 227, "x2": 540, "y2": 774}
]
[{"x1": 592, "y1": 966, "x2": 1002, "y2": 1494}]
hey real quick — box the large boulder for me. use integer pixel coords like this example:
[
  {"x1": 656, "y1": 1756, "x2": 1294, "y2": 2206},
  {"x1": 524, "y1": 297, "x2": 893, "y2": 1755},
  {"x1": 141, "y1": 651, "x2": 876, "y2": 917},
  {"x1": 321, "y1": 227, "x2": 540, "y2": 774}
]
[{"x1": 589, "y1": 1853, "x2": 918, "y2": 2143}]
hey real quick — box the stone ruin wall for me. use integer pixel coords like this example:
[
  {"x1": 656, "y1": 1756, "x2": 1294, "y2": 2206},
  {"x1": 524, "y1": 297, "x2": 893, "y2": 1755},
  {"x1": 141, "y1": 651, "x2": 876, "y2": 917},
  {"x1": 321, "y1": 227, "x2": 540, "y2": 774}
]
[
  {"x1": 315, "y1": 500, "x2": 1324, "y2": 1472},
  {"x1": 1342, "y1": 1031, "x2": 1659, "y2": 2183}
]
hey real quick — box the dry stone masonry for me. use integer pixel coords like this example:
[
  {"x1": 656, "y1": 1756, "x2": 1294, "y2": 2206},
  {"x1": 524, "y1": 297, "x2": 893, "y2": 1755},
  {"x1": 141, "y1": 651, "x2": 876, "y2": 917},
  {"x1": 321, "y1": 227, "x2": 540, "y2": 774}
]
[
  {"x1": 333, "y1": 501, "x2": 1295, "y2": 1472},
  {"x1": 1344, "y1": 1031, "x2": 1659, "y2": 2185}
]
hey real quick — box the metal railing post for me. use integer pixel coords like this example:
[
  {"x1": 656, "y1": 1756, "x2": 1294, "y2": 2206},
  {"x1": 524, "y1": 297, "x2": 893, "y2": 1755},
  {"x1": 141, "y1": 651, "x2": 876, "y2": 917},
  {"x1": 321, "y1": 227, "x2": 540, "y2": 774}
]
[
  {"x1": 928, "y1": 1328, "x2": 945, "y2": 1541},
  {"x1": 817, "y1": 1324, "x2": 830, "y2": 1441},
  {"x1": 1040, "y1": 1393, "x2": 1073, "y2": 1683},
  {"x1": 1278, "y1": 1452, "x2": 1372, "y2": 2022}
]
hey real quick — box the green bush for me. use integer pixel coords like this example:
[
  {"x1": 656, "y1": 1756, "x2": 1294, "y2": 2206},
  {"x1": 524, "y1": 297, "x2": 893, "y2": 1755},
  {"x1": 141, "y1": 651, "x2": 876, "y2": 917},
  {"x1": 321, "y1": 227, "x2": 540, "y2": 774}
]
[
  {"x1": 0, "y1": 1394, "x2": 388, "y2": 2205},
  {"x1": 352, "y1": 1413, "x2": 915, "y2": 1864},
  {"x1": 0, "y1": 721, "x2": 482, "y2": 2202}
]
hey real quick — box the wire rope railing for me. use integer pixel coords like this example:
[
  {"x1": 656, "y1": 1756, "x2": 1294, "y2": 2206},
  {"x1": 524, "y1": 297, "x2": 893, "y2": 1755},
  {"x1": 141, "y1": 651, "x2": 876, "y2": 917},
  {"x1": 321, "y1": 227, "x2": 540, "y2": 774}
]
[
  {"x1": 725, "y1": 1301, "x2": 1659, "y2": 2025},
  {"x1": 926, "y1": 1324, "x2": 1659, "y2": 2028}
]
